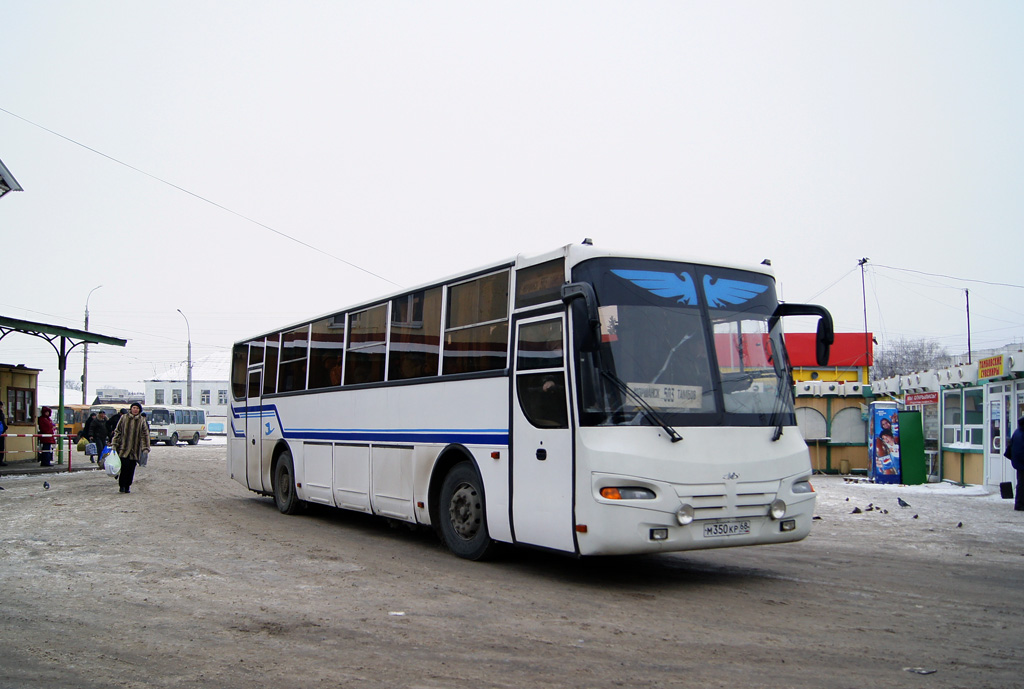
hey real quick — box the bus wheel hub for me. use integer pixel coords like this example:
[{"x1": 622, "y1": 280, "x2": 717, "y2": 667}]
[{"x1": 449, "y1": 483, "x2": 481, "y2": 539}]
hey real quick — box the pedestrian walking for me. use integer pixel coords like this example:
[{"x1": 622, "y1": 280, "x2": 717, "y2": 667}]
[
  {"x1": 38, "y1": 406, "x2": 56, "y2": 467},
  {"x1": 1004, "y1": 415, "x2": 1024, "y2": 512},
  {"x1": 85, "y1": 411, "x2": 110, "y2": 464},
  {"x1": 0, "y1": 401, "x2": 8, "y2": 466},
  {"x1": 110, "y1": 402, "x2": 150, "y2": 494},
  {"x1": 106, "y1": 408, "x2": 127, "y2": 438}
]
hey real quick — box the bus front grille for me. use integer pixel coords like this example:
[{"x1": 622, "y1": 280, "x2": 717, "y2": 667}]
[{"x1": 673, "y1": 479, "x2": 781, "y2": 519}]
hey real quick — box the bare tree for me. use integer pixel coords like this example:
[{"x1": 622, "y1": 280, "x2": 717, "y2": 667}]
[{"x1": 871, "y1": 337, "x2": 948, "y2": 379}]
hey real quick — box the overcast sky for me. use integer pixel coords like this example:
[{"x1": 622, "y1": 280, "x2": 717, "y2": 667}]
[{"x1": 2, "y1": 1, "x2": 1023, "y2": 397}]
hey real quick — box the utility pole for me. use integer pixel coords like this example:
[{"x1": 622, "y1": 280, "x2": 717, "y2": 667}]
[
  {"x1": 83, "y1": 285, "x2": 102, "y2": 404},
  {"x1": 177, "y1": 309, "x2": 192, "y2": 406},
  {"x1": 965, "y1": 289, "x2": 972, "y2": 364},
  {"x1": 858, "y1": 258, "x2": 870, "y2": 381}
]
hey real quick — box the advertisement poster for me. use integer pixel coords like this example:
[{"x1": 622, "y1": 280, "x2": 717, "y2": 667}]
[{"x1": 869, "y1": 403, "x2": 901, "y2": 483}]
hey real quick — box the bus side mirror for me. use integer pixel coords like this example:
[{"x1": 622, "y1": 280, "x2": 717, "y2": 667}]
[
  {"x1": 561, "y1": 282, "x2": 601, "y2": 352},
  {"x1": 815, "y1": 316, "x2": 834, "y2": 367},
  {"x1": 770, "y1": 303, "x2": 834, "y2": 367}
]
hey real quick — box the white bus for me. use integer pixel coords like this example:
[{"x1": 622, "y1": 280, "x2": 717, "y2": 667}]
[
  {"x1": 228, "y1": 242, "x2": 833, "y2": 559},
  {"x1": 147, "y1": 405, "x2": 208, "y2": 445}
]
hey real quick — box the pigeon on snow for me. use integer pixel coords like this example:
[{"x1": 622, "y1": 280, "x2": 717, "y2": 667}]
[
  {"x1": 43, "y1": 481, "x2": 50, "y2": 490},
  {"x1": 897, "y1": 497, "x2": 911, "y2": 508}
]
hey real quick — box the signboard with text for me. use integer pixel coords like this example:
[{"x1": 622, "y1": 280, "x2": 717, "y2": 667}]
[
  {"x1": 978, "y1": 355, "x2": 1005, "y2": 380},
  {"x1": 905, "y1": 392, "x2": 939, "y2": 406}
]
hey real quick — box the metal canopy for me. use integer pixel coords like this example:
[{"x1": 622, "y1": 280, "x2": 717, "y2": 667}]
[
  {"x1": 0, "y1": 157, "x2": 23, "y2": 199},
  {"x1": 0, "y1": 315, "x2": 127, "y2": 463},
  {"x1": 0, "y1": 316, "x2": 127, "y2": 348}
]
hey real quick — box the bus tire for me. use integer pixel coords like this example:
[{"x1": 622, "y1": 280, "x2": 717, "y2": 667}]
[
  {"x1": 168, "y1": 433, "x2": 178, "y2": 446},
  {"x1": 189, "y1": 433, "x2": 200, "y2": 445},
  {"x1": 438, "y1": 462, "x2": 493, "y2": 560},
  {"x1": 273, "y1": 450, "x2": 302, "y2": 515}
]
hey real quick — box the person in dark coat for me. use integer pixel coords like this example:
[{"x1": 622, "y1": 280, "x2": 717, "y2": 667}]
[
  {"x1": 85, "y1": 411, "x2": 110, "y2": 464},
  {"x1": 1005, "y1": 416, "x2": 1024, "y2": 512},
  {"x1": 38, "y1": 406, "x2": 56, "y2": 467},
  {"x1": 107, "y1": 409, "x2": 127, "y2": 439},
  {"x1": 0, "y1": 401, "x2": 8, "y2": 466}
]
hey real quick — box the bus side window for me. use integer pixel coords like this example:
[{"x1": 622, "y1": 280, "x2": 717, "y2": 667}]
[
  {"x1": 346, "y1": 304, "x2": 387, "y2": 385},
  {"x1": 279, "y1": 325, "x2": 310, "y2": 392},
  {"x1": 517, "y1": 373, "x2": 568, "y2": 429},
  {"x1": 516, "y1": 319, "x2": 567, "y2": 429},
  {"x1": 389, "y1": 287, "x2": 442, "y2": 381},
  {"x1": 443, "y1": 270, "x2": 510, "y2": 375},
  {"x1": 309, "y1": 313, "x2": 346, "y2": 389}
]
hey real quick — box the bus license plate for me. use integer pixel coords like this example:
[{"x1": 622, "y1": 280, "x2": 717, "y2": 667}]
[{"x1": 703, "y1": 520, "x2": 751, "y2": 538}]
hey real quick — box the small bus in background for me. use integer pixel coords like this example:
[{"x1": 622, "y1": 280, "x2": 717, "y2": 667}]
[
  {"x1": 146, "y1": 405, "x2": 208, "y2": 445},
  {"x1": 58, "y1": 404, "x2": 94, "y2": 438},
  {"x1": 90, "y1": 404, "x2": 121, "y2": 419}
]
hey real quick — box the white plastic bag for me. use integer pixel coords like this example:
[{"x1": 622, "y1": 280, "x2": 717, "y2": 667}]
[{"x1": 103, "y1": 447, "x2": 121, "y2": 477}]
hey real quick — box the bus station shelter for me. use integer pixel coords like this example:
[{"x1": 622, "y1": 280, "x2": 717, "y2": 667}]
[{"x1": 0, "y1": 315, "x2": 126, "y2": 464}]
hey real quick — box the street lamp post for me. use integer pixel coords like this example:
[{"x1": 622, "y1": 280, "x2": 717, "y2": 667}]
[
  {"x1": 83, "y1": 285, "x2": 102, "y2": 405},
  {"x1": 177, "y1": 309, "x2": 192, "y2": 406}
]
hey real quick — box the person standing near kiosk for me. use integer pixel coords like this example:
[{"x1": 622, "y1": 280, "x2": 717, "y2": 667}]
[{"x1": 1005, "y1": 416, "x2": 1024, "y2": 512}]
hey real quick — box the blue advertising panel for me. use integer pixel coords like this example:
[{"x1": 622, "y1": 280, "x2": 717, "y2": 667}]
[{"x1": 869, "y1": 402, "x2": 901, "y2": 483}]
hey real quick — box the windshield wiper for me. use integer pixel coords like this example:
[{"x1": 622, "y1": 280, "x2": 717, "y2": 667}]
[{"x1": 600, "y1": 370, "x2": 683, "y2": 443}]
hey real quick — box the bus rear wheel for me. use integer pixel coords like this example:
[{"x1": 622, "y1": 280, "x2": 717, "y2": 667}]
[
  {"x1": 438, "y1": 462, "x2": 494, "y2": 560},
  {"x1": 188, "y1": 433, "x2": 200, "y2": 445},
  {"x1": 273, "y1": 450, "x2": 303, "y2": 515}
]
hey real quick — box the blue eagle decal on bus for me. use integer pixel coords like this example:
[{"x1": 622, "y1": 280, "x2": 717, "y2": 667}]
[
  {"x1": 702, "y1": 275, "x2": 768, "y2": 308},
  {"x1": 612, "y1": 269, "x2": 767, "y2": 309},
  {"x1": 611, "y1": 270, "x2": 698, "y2": 304}
]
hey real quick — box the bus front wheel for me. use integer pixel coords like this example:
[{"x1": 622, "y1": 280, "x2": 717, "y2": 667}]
[
  {"x1": 273, "y1": 451, "x2": 303, "y2": 515},
  {"x1": 438, "y1": 462, "x2": 494, "y2": 560},
  {"x1": 167, "y1": 433, "x2": 178, "y2": 446}
]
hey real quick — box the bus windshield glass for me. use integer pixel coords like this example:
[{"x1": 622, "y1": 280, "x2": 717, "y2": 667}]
[
  {"x1": 148, "y1": 408, "x2": 173, "y2": 425},
  {"x1": 571, "y1": 258, "x2": 794, "y2": 428}
]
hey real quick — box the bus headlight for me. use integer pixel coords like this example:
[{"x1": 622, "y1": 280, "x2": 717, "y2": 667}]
[
  {"x1": 676, "y1": 504, "x2": 694, "y2": 525},
  {"x1": 600, "y1": 487, "x2": 656, "y2": 500},
  {"x1": 769, "y1": 499, "x2": 787, "y2": 520}
]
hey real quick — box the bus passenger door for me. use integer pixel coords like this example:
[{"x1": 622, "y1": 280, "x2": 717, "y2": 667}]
[
  {"x1": 246, "y1": 369, "x2": 264, "y2": 492},
  {"x1": 511, "y1": 315, "x2": 576, "y2": 552}
]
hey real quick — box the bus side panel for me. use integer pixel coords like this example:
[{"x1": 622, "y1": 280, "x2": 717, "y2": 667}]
[
  {"x1": 255, "y1": 377, "x2": 511, "y2": 539},
  {"x1": 371, "y1": 446, "x2": 415, "y2": 520},
  {"x1": 334, "y1": 444, "x2": 371, "y2": 513},
  {"x1": 227, "y1": 406, "x2": 248, "y2": 489},
  {"x1": 302, "y1": 442, "x2": 335, "y2": 506},
  {"x1": 465, "y1": 444, "x2": 513, "y2": 545}
]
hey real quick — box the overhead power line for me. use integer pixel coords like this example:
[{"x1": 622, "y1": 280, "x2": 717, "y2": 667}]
[
  {"x1": 871, "y1": 263, "x2": 1024, "y2": 290},
  {"x1": 0, "y1": 106, "x2": 400, "y2": 287}
]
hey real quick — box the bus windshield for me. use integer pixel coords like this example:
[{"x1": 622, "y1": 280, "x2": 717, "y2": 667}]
[
  {"x1": 148, "y1": 408, "x2": 173, "y2": 425},
  {"x1": 571, "y1": 258, "x2": 794, "y2": 428}
]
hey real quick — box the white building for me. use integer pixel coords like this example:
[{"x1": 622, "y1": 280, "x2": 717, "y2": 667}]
[{"x1": 145, "y1": 353, "x2": 230, "y2": 435}]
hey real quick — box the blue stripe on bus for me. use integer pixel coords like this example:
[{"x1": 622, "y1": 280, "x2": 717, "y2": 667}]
[{"x1": 229, "y1": 405, "x2": 508, "y2": 445}]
